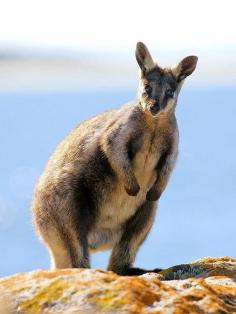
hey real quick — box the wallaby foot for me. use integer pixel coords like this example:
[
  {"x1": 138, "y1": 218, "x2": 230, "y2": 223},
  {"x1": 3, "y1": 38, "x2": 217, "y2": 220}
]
[{"x1": 119, "y1": 267, "x2": 162, "y2": 276}]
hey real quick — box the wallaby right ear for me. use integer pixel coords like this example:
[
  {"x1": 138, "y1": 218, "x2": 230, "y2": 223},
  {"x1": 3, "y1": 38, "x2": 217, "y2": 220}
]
[
  {"x1": 172, "y1": 56, "x2": 198, "y2": 82},
  {"x1": 135, "y1": 42, "x2": 156, "y2": 73}
]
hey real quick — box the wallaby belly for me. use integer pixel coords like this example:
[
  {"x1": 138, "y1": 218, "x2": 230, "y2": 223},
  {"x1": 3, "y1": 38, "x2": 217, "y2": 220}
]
[{"x1": 88, "y1": 149, "x2": 159, "y2": 252}]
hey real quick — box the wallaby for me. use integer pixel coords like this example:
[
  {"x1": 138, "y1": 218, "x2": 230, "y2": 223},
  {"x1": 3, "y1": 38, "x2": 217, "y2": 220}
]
[{"x1": 32, "y1": 42, "x2": 198, "y2": 275}]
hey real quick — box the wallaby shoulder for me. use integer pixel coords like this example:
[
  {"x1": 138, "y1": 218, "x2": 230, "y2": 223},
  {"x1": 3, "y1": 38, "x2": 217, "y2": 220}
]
[{"x1": 32, "y1": 41, "x2": 198, "y2": 275}]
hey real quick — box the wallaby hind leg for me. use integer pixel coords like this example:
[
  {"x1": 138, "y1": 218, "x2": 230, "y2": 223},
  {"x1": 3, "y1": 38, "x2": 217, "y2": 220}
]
[
  {"x1": 32, "y1": 184, "x2": 90, "y2": 270},
  {"x1": 46, "y1": 226, "x2": 75, "y2": 269},
  {"x1": 46, "y1": 223, "x2": 89, "y2": 269},
  {"x1": 108, "y1": 200, "x2": 156, "y2": 275},
  {"x1": 35, "y1": 216, "x2": 90, "y2": 269}
]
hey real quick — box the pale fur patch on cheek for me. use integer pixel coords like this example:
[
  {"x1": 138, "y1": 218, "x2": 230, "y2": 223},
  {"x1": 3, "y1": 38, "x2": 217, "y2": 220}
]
[
  {"x1": 163, "y1": 96, "x2": 177, "y2": 113},
  {"x1": 138, "y1": 81, "x2": 148, "y2": 110},
  {"x1": 139, "y1": 81, "x2": 146, "y2": 93}
]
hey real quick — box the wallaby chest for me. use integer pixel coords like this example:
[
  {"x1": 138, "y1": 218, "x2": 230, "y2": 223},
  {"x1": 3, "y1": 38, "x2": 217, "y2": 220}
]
[{"x1": 88, "y1": 126, "x2": 172, "y2": 252}]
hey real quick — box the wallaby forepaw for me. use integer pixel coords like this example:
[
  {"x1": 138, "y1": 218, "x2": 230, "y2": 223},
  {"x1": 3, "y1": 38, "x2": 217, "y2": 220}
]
[
  {"x1": 125, "y1": 182, "x2": 140, "y2": 196},
  {"x1": 146, "y1": 188, "x2": 160, "y2": 201}
]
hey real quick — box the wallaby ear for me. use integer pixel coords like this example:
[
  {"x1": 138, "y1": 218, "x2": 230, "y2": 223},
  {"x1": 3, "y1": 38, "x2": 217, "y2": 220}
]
[
  {"x1": 172, "y1": 56, "x2": 198, "y2": 82},
  {"x1": 135, "y1": 42, "x2": 156, "y2": 73}
]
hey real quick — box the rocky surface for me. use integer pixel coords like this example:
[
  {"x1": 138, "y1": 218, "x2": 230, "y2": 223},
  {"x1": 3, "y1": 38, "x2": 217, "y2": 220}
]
[{"x1": 0, "y1": 257, "x2": 236, "y2": 314}]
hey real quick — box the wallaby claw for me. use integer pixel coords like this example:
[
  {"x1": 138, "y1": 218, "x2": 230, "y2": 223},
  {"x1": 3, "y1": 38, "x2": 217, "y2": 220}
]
[
  {"x1": 125, "y1": 182, "x2": 140, "y2": 196},
  {"x1": 146, "y1": 188, "x2": 160, "y2": 201}
]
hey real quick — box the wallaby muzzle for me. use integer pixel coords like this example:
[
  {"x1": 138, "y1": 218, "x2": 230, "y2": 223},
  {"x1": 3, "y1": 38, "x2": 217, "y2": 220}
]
[{"x1": 150, "y1": 103, "x2": 160, "y2": 115}]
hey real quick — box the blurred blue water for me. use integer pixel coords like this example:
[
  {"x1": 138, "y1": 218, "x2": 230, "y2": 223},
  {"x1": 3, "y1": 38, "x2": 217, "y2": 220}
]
[{"x1": 0, "y1": 87, "x2": 235, "y2": 277}]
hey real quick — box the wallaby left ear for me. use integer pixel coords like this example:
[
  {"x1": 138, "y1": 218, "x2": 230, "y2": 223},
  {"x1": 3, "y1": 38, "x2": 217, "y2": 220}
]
[
  {"x1": 172, "y1": 56, "x2": 198, "y2": 82},
  {"x1": 135, "y1": 42, "x2": 156, "y2": 73}
]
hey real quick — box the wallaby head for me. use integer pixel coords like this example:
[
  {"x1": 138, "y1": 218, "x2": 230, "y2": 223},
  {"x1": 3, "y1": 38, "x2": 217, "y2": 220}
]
[{"x1": 135, "y1": 42, "x2": 198, "y2": 116}]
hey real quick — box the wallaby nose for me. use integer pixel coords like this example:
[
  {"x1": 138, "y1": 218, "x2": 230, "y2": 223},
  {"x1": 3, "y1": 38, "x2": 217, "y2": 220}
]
[{"x1": 150, "y1": 103, "x2": 160, "y2": 115}]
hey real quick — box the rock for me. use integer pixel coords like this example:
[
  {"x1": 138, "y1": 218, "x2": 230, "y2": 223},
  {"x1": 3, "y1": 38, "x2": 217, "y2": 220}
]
[{"x1": 0, "y1": 257, "x2": 236, "y2": 313}]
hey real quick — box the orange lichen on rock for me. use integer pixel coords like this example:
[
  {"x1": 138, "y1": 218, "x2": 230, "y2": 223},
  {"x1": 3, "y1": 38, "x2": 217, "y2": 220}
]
[
  {"x1": 87, "y1": 276, "x2": 166, "y2": 313},
  {"x1": 0, "y1": 257, "x2": 235, "y2": 313}
]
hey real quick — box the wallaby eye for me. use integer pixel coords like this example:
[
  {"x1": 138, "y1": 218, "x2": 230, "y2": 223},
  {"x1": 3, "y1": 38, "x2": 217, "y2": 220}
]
[
  {"x1": 145, "y1": 84, "x2": 152, "y2": 94},
  {"x1": 166, "y1": 89, "x2": 174, "y2": 98}
]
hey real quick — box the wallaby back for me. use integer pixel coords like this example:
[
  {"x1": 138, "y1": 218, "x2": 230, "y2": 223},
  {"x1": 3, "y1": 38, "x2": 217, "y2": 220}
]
[{"x1": 32, "y1": 42, "x2": 197, "y2": 275}]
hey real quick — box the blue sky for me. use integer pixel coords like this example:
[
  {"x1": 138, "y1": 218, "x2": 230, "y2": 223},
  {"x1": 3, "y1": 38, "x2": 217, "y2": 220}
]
[
  {"x1": 0, "y1": 88, "x2": 236, "y2": 275},
  {"x1": 0, "y1": 1, "x2": 235, "y2": 274}
]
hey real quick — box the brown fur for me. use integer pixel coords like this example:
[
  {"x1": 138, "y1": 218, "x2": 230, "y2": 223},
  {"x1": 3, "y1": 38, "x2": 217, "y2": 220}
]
[{"x1": 32, "y1": 42, "x2": 198, "y2": 275}]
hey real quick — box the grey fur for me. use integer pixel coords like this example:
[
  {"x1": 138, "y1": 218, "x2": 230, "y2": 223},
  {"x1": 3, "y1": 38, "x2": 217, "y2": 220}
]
[{"x1": 32, "y1": 42, "x2": 198, "y2": 275}]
